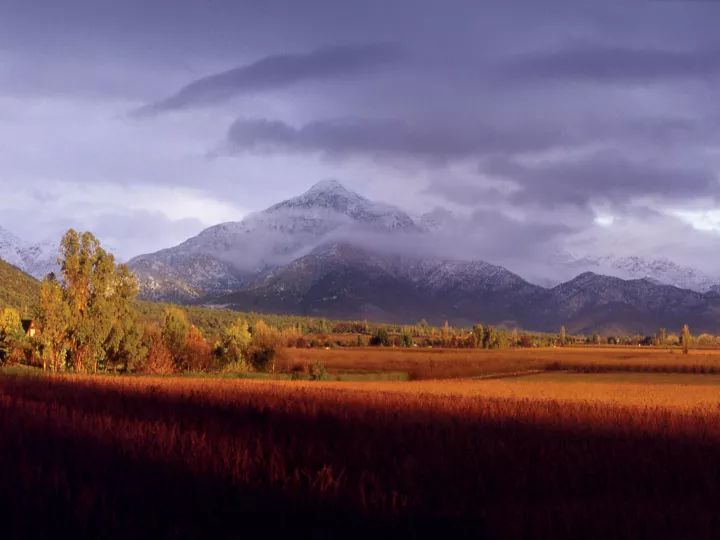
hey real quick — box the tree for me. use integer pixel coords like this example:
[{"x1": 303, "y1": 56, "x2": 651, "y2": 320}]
[
  {"x1": 103, "y1": 264, "x2": 141, "y2": 372},
  {"x1": 471, "y1": 324, "x2": 485, "y2": 348},
  {"x1": 162, "y1": 307, "x2": 191, "y2": 370},
  {"x1": 442, "y1": 321, "x2": 450, "y2": 346},
  {"x1": 143, "y1": 324, "x2": 175, "y2": 374},
  {"x1": 681, "y1": 324, "x2": 691, "y2": 355},
  {"x1": 483, "y1": 326, "x2": 497, "y2": 349},
  {"x1": 401, "y1": 331, "x2": 413, "y2": 347},
  {"x1": 217, "y1": 318, "x2": 252, "y2": 367},
  {"x1": 36, "y1": 276, "x2": 71, "y2": 372},
  {"x1": 60, "y1": 230, "x2": 137, "y2": 372},
  {"x1": 185, "y1": 326, "x2": 213, "y2": 371},
  {"x1": 369, "y1": 328, "x2": 391, "y2": 346},
  {"x1": 0, "y1": 307, "x2": 24, "y2": 364},
  {"x1": 559, "y1": 326, "x2": 567, "y2": 346}
]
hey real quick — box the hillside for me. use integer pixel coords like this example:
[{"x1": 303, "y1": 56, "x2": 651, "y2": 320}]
[{"x1": 0, "y1": 258, "x2": 40, "y2": 314}]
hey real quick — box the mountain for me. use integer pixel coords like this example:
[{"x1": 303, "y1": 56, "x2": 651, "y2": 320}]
[
  {"x1": 561, "y1": 253, "x2": 720, "y2": 293},
  {"x1": 0, "y1": 258, "x2": 40, "y2": 313},
  {"x1": 0, "y1": 226, "x2": 59, "y2": 280},
  {"x1": 539, "y1": 272, "x2": 720, "y2": 335},
  {"x1": 129, "y1": 180, "x2": 419, "y2": 301},
  {"x1": 208, "y1": 250, "x2": 720, "y2": 334},
  {"x1": 208, "y1": 242, "x2": 544, "y2": 326},
  {"x1": 129, "y1": 181, "x2": 720, "y2": 334}
]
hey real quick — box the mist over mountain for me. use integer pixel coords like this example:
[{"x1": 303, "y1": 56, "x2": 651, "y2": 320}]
[{"x1": 127, "y1": 182, "x2": 720, "y2": 334}]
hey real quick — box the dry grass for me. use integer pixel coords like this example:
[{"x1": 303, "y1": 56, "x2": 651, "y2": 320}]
[
  {"x1": 3, "y1": 372, "x2": 720, "y2": 538},
  {"x1": 286, "y1": 345, "x2": 720, "y2": 379}
]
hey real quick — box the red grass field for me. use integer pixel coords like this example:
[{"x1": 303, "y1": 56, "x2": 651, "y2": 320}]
[
  {"x1": 286, "y1": 345, "x2": 720, "y2": 378},
  {"x1": 3, "y1": 363, "x2": 720, "y2": 538}
]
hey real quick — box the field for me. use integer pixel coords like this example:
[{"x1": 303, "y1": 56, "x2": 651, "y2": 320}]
[
  {"x1": 3, "y1": 347, "x2": 720, "y2": 539},
  {"x1": 286, "y1": 345, "x2": 720, "y2": 379}
]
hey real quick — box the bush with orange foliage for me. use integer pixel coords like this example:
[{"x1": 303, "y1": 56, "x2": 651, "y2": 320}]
[
  {"x1": 184, "y1": 326, "x2": 213, "y2": 372},
  {"x1": 142, "y1": 324, "x2": 174, "y2": 374}
]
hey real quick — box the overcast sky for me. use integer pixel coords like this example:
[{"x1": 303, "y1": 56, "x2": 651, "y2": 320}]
[{"x1": 1, "y1": 0, "x2": 719, "y2": 275}]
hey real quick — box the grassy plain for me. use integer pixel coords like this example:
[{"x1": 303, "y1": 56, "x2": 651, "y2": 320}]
[
  {"x1": 4, "y1": 346, "x2": 720, "y2": 538},
  {"x1": 286, "y1": 344, "x2": 720, "y2": 379}
]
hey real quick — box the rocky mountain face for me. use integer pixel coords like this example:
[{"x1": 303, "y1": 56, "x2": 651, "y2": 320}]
[
  {"x1": 0, "y1": 226, "x2": 59, "y2": 280},
  {"x1": 209, "y1": 243, "x2": 545, "y2": 327},
  {"x1": 128, "y1": 181, "x2": 720, "y2": 334}
]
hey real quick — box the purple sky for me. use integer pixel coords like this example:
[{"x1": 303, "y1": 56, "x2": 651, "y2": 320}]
[{"x1": 0, "y1": 0, "x2": 719, "y2": 275}]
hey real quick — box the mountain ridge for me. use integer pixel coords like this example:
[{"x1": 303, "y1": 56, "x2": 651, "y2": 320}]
[{"x1": 124, "y1": 181, "x2": 720, "y2": 334}]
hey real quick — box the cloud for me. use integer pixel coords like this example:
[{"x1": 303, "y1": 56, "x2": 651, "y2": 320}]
[
  {"x1": 136, "y1": 43, "x2": 405, "y2": 115},
  {"x1": 482, "y1": 152, "x2": 719, "y2": 207},
  {"x1": 225, "y1": 116, "x2": 567, "y2": 162},
  {"x1": 503, "y1": 43, "x2": 720, "y2": 84}
]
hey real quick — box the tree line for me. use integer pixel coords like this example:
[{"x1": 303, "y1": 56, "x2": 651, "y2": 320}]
[{"x1": 0, "y1": 230, "x2": 707, "y2": 373}]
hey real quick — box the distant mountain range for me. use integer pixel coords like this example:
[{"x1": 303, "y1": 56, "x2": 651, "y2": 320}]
[
  {"x1": 0, "y1": 226, "x2": 59, "y2": 280},
  {"x1": 125, "y1": 181, "x2": 720, "y2": 334}
]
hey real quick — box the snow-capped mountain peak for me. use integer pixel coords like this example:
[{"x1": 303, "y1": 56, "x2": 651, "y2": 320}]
[
  {"x1": 265, "y1": 179, "x2": 417, "y2": 230},
  {"x1": 561, "y1": 252, "x2": 720, "y2": 293},
  {"x1": 0, "y1": 225, "x2": 60, "y2": 279}
]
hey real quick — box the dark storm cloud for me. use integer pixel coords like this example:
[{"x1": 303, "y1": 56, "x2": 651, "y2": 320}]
[
  {"x1": 3, "y1": 0, "x2": 720, "y2": 273},
  {"x1": 225, "y1": 117, "x2": 567, "y2": 161},
  {"x1": 136, "y1": 43, "x2": 404, "y2": 115},
  {"x1": 504, "y1": 43, "x2": 720, "y2": 84},
  {"x1": 483, "y1": 152, "x2": 719, "y2": 207}
]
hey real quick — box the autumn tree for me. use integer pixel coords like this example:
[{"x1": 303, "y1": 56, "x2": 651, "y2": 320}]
[
  {"x1": 682, "y1": 324, "x2": 691, "y2": 355},
  {"x1": 162, "y1": 307, "x2": 191, "y2": 370},
  {"x1": 0, "y1": 307, "x2": 24, "y2": 364},
  {"x1": 143, "y1": 323, "x2": 175, "y2": 374},
  {"x1": 36, "y1": 275, "x2": 70, "y2": 372},
  {"x1": 471, "y1": 324, "x2": 485, "y2": 348},
  {"x1": 217, "y1": 318, "x2": 252, "y2": 368},
  {"x1": 60, "y1": 230, "x2": 137, "y2": 372},
  {"x1": 104, "y1": 265, "x2": 142, "y2": 372},
  {"x1": 184, "y1": 326, "x2": 213, "y2": 371}
]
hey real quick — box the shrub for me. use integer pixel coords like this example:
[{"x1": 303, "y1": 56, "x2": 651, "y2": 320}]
[
  {"x1": 248, "y1": 345, "x2": 277, "y2": 372},
  {"x1": 369, "y1": 328, "x2": 391, "y2": 347},
  {"x1": 309, "y1": 361, "x2": 329, "y2": 381}
]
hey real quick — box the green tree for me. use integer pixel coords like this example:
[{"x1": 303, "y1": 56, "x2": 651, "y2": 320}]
[
  {"x1": 0, "y1": 307, "x2": 24, "y2": 364},
  {"x1": 559, "y1": 326, "x2": 567, "y2": 346},
  {"x1": 36, "y1": 275, "x2": 70, "y2": 372},
  {"x1": 162, "y1": 307, "x2": 191, "y2": 369},
  {"x1": 218, "y1": 318, "x2": 252, "y2": 367},
  {"x1": 60, "y1": 230, "x2": 137, "y2": 372}
]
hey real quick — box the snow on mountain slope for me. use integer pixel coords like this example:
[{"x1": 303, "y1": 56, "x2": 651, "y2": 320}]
[
  {"x1": 129, "y1": 180, "x2": 421, "y2": 300},
  {"x1": 210, "y1": 242, "x2": 545, "y2": 325},
  {"x1": 0, "y1": 226, "x2": 59, "y2": 279},
  {"x1": 563, "y1": 253, "x2": 720, "y2": 293}
]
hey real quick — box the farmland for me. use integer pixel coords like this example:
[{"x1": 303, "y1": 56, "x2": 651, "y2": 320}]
[
  {"x1": 3, "y1": 348, "x2": 720, "y2": 538},
  {"x1": 285, "y1": 344, "x2": 720, "y2": 379}
]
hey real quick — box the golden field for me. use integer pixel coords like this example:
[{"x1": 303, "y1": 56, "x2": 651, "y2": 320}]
[
  {"x1": 285, "y1": 344, "x2": 720, "y2": 379},
  {"x1": 5, "y1": 346, "x2": 720, "y2": 538}
]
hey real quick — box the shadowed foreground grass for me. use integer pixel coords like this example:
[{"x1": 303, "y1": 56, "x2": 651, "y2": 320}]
[{"x1": 2, "y1": 373, "x2": 720, "y2": 539}]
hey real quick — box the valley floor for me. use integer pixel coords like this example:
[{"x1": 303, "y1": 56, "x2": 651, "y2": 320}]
[{"x1": 3, "y1": 347, "x2": 720, "y2": 538}]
